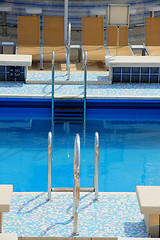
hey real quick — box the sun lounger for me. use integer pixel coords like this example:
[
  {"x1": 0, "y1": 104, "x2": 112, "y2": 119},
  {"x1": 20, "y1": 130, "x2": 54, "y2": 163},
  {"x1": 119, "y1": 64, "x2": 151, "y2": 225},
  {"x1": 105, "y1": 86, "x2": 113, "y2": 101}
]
[
  {"x1": 106, "y1": 25, "x2": 133, "y2": 56},
  {"x1": 42, "y1": 16, "x2": 70, "y2": 78},
  {"x1": 17, "y1": 16, "x2": 42, "y2": 68},
  {"x1": 145, "y1": 17, "x2": 160, "y2": 56},
  {"x1": 43, "y1": 16, "x2": 67, "y2": 63},
  {"x1": 82, "y1": 17, "x2": 107, "y2": 64}
]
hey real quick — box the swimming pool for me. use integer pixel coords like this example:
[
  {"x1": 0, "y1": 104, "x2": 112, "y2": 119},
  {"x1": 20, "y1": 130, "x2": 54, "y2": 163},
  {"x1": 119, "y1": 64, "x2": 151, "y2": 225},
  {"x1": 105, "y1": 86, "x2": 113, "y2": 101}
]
[{"x1": 1, "y1": 98, "x2": 160, "y2": 192}]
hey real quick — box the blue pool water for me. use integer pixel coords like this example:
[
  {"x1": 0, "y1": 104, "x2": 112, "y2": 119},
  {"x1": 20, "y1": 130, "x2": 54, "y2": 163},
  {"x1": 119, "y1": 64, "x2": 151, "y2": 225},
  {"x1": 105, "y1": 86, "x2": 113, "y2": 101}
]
[{"x1": 1, "y1": 111, "x2": 160, "y2": 192}]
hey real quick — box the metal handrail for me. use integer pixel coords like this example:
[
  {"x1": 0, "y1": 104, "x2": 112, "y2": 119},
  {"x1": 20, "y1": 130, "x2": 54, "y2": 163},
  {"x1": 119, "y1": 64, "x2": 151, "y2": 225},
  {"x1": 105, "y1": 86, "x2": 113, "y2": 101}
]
[
  {"x1": 47, "y1": 132, "x2": 52, "y2": 201},
  {"x1": 72, "y1": 134, "x2": 80, "y2": 236},
  {"x1": 94, "y1": 132, "x2": 99, "y2": 201},
  {"x1": 47, "y1": 129, "x2": 99, "y2": 205},
  {"x1": 52, "y1": 51, "x2": 55, "y2": 123},
  {"x1": 67, "y1": 22, "x2": 71, "y2": 80},
  {"x1": 84, "y1": 51, "x2": 87, "y2": 126}
]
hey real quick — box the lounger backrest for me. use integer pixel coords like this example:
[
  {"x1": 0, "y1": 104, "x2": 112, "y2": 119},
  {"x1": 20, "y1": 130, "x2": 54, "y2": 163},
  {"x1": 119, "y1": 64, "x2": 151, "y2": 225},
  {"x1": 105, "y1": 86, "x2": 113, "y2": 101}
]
[
  {"x1": 83, "y1": 17, "x2": 104, "y2": 45},
  {"x1": 18, "y1": 16, "x2": 40, "y2": 45},
  {"x1": 145, "y1": 17, "x2": 160, "y2": 46},
  {"x1": 107, "y1": 25, "x2": 128, "y2": 46},
  {"x1": 43, "y1": 16, "x2": 64, "y2": 46}
]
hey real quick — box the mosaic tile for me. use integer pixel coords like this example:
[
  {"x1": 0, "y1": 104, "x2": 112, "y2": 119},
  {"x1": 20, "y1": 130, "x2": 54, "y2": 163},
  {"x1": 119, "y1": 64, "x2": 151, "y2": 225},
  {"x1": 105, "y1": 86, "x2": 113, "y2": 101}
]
[
  {"x1": 2, "y1": 192, "x2": 150, "y2": 237},
  {"x1": 1, "y1": 72, "x2": 160, "y2": 99}
]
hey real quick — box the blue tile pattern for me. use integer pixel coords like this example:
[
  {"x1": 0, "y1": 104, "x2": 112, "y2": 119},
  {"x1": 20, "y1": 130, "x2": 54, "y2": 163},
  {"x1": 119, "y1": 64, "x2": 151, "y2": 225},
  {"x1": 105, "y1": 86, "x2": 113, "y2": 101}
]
[
  {"x1": 3, "y1": 192, "x2": 149, "y2": 237},
  {"x1": 1, "y1": 71, "x2": 160, "y2": 99},
  {"x1": 27, "y1": 72, "x2": 109, "y2": 82}
]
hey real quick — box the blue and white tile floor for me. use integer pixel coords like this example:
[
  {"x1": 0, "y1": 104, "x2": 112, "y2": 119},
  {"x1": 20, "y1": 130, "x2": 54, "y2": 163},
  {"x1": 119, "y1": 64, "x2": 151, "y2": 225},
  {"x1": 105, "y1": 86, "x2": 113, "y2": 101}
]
[
  {"x1": 1, "y1": 71, "x2": 160, "y2": 99},
  {"x1": 3, "y1": 192, "x2": 149, "y2": 237},
  {"x1": 27, "y1": 72, "x2": 109, "y2": 83}
]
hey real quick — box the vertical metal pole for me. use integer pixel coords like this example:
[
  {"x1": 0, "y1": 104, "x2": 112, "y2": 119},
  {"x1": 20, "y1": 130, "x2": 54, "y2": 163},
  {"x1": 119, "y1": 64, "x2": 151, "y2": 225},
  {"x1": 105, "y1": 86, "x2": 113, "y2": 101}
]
[
  {"x1": 52, "y1": 51, "x2": 55, "y2": 123},
  {"x1": 47, "y1": 132, "x2": 52, "y2": 201},
  {"x1": 84, "y1": 51, "x2": 87, "y2": 126},
  {"x1": 67, "y1": 22, "x2": 71, "y2": 80},
  {"x1": 64, "y1": 0, "x2": 68, "y2": 46},
  {"x1": 116, "y1": 26, "x2": 119, "y2": 56},
  {"x1": 72, "y1": 134, "x2": 80, "y2": 236},
  {"x1": 94, "y1": 132, "x2": 99, "y2": 201}
]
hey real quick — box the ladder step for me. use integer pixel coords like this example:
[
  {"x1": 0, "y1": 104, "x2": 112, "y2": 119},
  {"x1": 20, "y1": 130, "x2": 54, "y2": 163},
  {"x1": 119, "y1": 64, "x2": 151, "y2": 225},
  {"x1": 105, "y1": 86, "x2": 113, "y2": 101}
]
[
  {"x1": 55, "y1": 108, "x2": 84, "y2": 111},
  {"x1": 55, "y1": 122, "x2": 83, "y2": 124},
  {"x1": 53, "y1": 99, "x2": 85, "y2": 124},
  {"x1": 54, "y1": 116, "x2": 83, "y2": 119},
  {"x1": 54, "y1": 119, "x2": 83, "y2": 123},
  {"x1": 51, "y1": 187, "x2": 94, "y2": 192},
  {"x1": 54, "y1": 114, "x2": 83, "y2": 117}
]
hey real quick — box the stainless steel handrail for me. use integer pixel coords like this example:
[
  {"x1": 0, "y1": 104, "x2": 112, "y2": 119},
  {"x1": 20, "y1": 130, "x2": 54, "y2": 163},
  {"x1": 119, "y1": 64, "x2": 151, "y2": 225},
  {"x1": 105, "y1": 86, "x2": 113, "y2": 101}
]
[
  {"x1": 52, "y1": 51, "x2": 55, "y2": 123},
  {"x1": 84, "y1": 51, "x2": 87, "y2": 126},
  {"x1": 72, "y1": 134, "x2": 80, "y2": 236},
  {"x1": 94, "y1": 132, "x2": 99, "y2": 201},
  {"x1": 47, "y1": 132, "x2": 52, "y2": 201},
  {"x1": 67, "y1": 22, "x2": 71, "y2": 80}
]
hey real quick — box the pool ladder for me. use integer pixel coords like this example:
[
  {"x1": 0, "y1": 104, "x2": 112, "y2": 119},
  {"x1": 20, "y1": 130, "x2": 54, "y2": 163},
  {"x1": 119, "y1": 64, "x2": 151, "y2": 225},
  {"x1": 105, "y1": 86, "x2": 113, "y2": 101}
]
[
  {"x1": 47, "y1": 131, "x2": 99, "y2": 235},
  {"x1": 51, "y1": 51, "x2": 87, "y2": 124}
]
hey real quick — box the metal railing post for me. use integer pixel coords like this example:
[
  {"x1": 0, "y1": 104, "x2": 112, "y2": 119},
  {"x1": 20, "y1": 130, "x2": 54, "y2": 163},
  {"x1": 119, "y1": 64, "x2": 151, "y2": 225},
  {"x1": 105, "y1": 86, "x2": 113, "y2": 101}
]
[
  {"x1": 72, "y1": 134, "x2": 80, "y2": 236},
  {"x1": 67, "y1": 22, "x2": 71, "y2": 80},
  {"x1": 84, "y1": 51, "x2": 87, "y2": 126},
  {"x1": 64, "y1": 0, "x2": 68, "y2": 46},
  {"x1": 47, "y1": 132, "x2": 52, "y2": 201},
  {"x1": 94, "y1": 132, "x2": 99, "y2": 201},
  {"x1": 52, "y1": 51, "x2": 55, "y2": 123}
]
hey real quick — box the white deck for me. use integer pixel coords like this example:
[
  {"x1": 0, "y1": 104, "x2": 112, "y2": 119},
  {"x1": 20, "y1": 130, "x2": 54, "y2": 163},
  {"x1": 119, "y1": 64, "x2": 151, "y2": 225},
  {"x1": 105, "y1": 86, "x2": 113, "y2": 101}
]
[
  {"x1": 0, "y1": 233, "x2": 17, "y2": 240},
  {"x1": 105, "y1": 56, "x2": 160, "y2": 67},
  {"x1": 0, "y1": 185, "x2": 13, "y2": 212},
  {"x1": 0, "y1": 54, "x2": 32, "y2": 66},
  {"x1": 136, "y1": 186, "x2": 160, "y2": 214}
]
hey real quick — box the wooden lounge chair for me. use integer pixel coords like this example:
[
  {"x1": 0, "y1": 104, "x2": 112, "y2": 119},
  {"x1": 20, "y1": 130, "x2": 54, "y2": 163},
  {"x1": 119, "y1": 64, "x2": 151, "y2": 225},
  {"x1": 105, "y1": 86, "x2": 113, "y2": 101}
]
[
  {"x1": 82, "y1": 17, "x2": 107, "y2": 64},
  {"x1": 107, "y1": 25, "x2": 133, "y2": 56},
  {"x1": 17, "y1": 16, "x2": 41, "y2": 67},
  {"x1": 43, "y1": 16, "x2": 67, "y2": 63},
  {"x1": 145, "y1": 17, "x2": 160, "y2": 56}
]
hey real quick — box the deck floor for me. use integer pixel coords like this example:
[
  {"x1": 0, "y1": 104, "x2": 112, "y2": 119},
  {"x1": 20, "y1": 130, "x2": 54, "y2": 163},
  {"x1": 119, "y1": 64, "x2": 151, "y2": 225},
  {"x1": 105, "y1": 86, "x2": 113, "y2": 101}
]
[
  {"x1": 3, "y1": 192, "x2": 149, "y2": 237},
  {"x1": 0, "y1": 71, "x2": 160, "y2": 99}
]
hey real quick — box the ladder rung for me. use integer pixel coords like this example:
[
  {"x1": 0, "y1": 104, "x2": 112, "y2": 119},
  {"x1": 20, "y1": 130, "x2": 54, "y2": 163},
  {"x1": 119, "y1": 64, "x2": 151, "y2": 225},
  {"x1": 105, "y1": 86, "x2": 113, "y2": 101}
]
[
  {"x1": 54, "y1": 121, "x2": 83, "y2": 124},
  {"x1": 51, "y1": 187, "x2": 94, "y2": 192},
  {"x1": 54, "y1": 115, "x2": 83, "y2": 118},
  {"x1": 55, "y1": 108, "x2": 84, "y2": 111}
]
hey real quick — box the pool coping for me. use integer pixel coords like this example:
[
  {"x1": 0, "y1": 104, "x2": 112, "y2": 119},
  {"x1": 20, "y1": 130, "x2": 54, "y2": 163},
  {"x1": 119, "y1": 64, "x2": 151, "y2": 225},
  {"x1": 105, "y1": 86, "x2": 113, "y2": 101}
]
[
  {"x1": 18, "y1": 237, "x2": 117, "y2": 240},
  {"x1": 1, "y1": 94, "x2": 160, "y2": 100}
]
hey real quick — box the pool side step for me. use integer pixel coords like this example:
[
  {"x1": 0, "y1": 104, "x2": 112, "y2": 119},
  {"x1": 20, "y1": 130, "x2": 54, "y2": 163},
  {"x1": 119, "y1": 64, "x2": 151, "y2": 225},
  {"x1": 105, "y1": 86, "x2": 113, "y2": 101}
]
[{"x1": 53, "y1": 99, "x2": 84, "y2": 124}]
